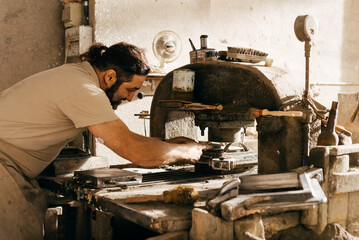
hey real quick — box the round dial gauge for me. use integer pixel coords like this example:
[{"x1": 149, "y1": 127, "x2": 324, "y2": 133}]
[{"x1": 294, "y1": 15, "x2": 318, "y2": 42}]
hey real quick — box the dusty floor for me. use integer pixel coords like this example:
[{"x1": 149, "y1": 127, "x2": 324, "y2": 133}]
[{"x1": 269, "y1": 223, "x2": 359, "y2": 240}]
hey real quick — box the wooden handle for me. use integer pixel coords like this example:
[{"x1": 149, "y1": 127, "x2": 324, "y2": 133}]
[
  {"x1": 321, "y1": 119, "x2": 352, "y2": 137},
  {"x1": 125, "y1": 194, "x2": 164, "y2": 203},
  {"x1": 159, "y1": 100, "x2": 223, "y2": 110},
  {"x1": 260, "y1": 109, "x2": 303, "y2": 117},
  {"x1": 184, "y1": 104, "x2": 223, "y2": 110}
]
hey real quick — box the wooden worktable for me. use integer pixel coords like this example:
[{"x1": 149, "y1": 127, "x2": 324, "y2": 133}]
[
  {"x1": 94, "y1": 181, "x2": 222, "y2": 234},
  {"x1": 39, "y1": 168, "x2": 255, "y2": 234}
]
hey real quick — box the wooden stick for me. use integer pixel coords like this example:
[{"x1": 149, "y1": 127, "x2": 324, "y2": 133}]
[
  {"x1": 184, "y1": 103, "x2": 223, "y2": 110},
  {"x1": 248, "y1": 108, "x2": 303, "y2": 118},
  {"x1": 159, "y1": 100, "x2": 222, "y2": 110}
]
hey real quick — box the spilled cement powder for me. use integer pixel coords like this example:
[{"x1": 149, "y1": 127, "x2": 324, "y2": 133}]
[
  {"x1": 269, "y1": 223, "x2": 359, "y2": 240},
  {"x1": 320, "y1": 223, "x2": 359, "y2": 240},
  {"x1": 268, "y1": 225, "x2": 319, "y2": 240}
]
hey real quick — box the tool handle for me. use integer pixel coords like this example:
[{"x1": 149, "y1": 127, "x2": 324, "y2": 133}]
[
  {"x1": 189, "y1": 38, "x2": 196, "y2": 51},
  {"x1": 321, "y1": 119, "x2": 352, "y2": 137},
  {"x1": 184, "y1": 104, "x2": 223, "y2": 110},
  {"x1": 260, "y1": 109, "x2": 303, "y2": 117}
]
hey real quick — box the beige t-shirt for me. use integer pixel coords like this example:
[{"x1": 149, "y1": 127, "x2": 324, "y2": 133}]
[{"x1": 0, "y1": 61, "x2": 119, "y2": 178}]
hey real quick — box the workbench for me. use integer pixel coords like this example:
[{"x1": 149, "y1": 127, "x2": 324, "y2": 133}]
[{"x1": 39, "y1": 166, "x2": 254, "y2": 239}]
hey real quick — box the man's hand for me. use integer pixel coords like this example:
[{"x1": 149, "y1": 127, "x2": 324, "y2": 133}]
[{"x1": 170, "y1": 139, "x2": 212, "y2": 165}]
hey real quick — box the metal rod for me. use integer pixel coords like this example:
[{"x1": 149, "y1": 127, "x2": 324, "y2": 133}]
[
  {"x1": 304, "y1": 41, "x2": 311, "y2": 103},
  {"x1": 310, "y1": 82, "x2": 359, "y2": 86},
  {"x1": 302, "y1": 41, "x2": 312, "y2": 165},
  {"x1": 137, "y1": 92, "x2": 154, "y2": 99},
  {"x1": 189, "y1": 38, "x2": 196, "y2": 51}
]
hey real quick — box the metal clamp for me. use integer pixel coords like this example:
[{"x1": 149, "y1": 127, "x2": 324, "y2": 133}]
[
  {"x1": 211, "y1": 158, "x2": 236, "y2": 171},
  {"x1": 207, "y1": 178, "x2": 241, "y2": 215}
]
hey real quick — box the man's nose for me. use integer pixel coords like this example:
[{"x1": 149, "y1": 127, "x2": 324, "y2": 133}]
[{"x1": 126, "y1": 91, "x2": 136, "y2": 102}]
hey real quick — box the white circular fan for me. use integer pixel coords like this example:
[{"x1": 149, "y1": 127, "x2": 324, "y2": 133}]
[{"x1": 152, "y1": 30, "x2": 182, "y2": 71}]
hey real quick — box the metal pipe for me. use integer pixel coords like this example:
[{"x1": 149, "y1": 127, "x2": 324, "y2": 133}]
[
  {"x1": 303, "y1": 41, "x2": 311, "y2": 103},
  {"x1": 137, "y1": 92, "x2": 154, "y2": 99},
  {"x1": 200, "y1": 35, "x2": 208, "y2": 49},
  {"x1": 302, "y1": 41, "x2": 312, "y2": 165},
  {"x1": 310, "y1": 82, "x2": 359, "y2": 86}
]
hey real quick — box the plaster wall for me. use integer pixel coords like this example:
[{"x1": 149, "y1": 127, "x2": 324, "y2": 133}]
[
  {"x1": 93, "y1": 0, "x2": 359, "y2": 163},
  {"x1": 1, "y1": 1, "x2": 359, "y2": 164},
  {"x1": 1, "y1": 0, "x2": 65, "y2": 91},
  {"x1": 93, "y1": 0, "x2": 359, "y2": 108}
]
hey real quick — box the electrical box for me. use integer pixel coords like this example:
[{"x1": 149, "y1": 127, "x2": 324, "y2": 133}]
[
  {"x1": 65, "y1": 26, "x2": 93, "y2": 57},
  {"x1": 62, "y1": 2, "x2": 84, "y2": 28}
]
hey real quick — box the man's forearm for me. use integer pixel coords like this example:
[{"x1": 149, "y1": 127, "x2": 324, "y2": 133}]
[
  {"x1": 88, "y1": 119, "x2": 206, "y2": 167},
  {"x1": 110, "y1": 132, "x2": 193, "y2": 166}
]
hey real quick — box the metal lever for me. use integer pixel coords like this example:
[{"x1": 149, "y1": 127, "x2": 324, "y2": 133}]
[
  {"x1": 219, "y1": 178, "x2": 241, "y2": 195},
  {"x1": 206, "y1": 178, "x2": 241, "y2": 216},
  {"x1": 137, "y1": 92, "x2": 154, "y2": 99},
  {"x1": 134, "y1": 111, "x2": 150, "y2": 119},
  {"x1": 134, "y1": 111, "x2": 150, "y2": 136}
]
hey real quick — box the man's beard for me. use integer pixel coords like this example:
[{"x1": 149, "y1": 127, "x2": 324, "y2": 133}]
[{"x1": 105, "y1": 83, "x2": 124, "y2": 110}]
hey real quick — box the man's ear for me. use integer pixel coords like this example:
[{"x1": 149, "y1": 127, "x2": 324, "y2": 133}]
[{"x1": 103, "y1": 69, "x2": 117, "y2": 87}]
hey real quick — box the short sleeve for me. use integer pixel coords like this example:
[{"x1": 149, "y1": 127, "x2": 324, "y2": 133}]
[{"x1": 58, "y1": 84, "x2": 118, "y2": 128}]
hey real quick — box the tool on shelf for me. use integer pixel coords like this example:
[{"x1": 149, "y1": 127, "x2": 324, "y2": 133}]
[{"x1": 226, "y1": 47, "x2": 269, "y2": 64}]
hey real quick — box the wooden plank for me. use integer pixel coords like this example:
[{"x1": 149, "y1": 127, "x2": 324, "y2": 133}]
[
  {"x1": 44, "y1": 207, "x2": 62, "y2": 240},
  {"x1": 97, "y1": 198, "x2": 193, "y2": 234}
]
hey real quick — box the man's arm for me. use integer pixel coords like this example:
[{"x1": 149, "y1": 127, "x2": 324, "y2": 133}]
[{"x1": 87, "y1": 118, "x2": 209, "y2": 167}]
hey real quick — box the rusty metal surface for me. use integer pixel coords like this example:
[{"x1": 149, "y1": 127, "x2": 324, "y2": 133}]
[
  {"x1": 40, "y1": 167, "x2": 326, "y2": 233},
  {"x1": 150, "y1": 61, "x2": 304, "y2": 139},
  {"x1": 149, "y1": 61, "x2": 311, "y2": 174}
]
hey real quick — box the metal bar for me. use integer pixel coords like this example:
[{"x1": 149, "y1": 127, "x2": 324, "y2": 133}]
[
  {"x1": 238, "y1": 172, "x2": 300, "y2": 190},
  {"x1": 310, "y1": 82, "x2": 359, "y2": 86}
]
